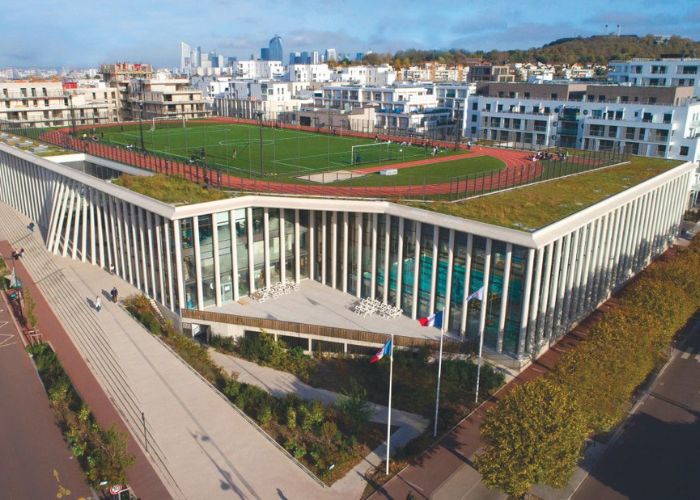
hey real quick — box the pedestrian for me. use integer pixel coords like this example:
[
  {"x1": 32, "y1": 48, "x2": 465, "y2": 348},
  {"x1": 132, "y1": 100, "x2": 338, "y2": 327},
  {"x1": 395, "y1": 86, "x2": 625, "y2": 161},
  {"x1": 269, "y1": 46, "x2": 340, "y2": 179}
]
[
  {"x1": 95, "y1": 296, "x2": 101, "y2": 312},
  {"x1": 18, "y1": 248, "x2": 25, "y2": 258},
  {"x1": 27, "y1": 222, "x2": 35, "y2": 232},
  {"x1": 111, "y1": 286, "x2": 118, "y2": 303}
]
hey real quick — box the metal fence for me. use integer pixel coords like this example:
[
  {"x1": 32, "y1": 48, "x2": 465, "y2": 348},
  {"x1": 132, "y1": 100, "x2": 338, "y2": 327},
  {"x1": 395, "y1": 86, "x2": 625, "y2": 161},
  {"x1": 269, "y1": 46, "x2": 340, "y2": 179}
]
[{"x1": 1, "y1": 119, "x2": 630, "y2": 202}]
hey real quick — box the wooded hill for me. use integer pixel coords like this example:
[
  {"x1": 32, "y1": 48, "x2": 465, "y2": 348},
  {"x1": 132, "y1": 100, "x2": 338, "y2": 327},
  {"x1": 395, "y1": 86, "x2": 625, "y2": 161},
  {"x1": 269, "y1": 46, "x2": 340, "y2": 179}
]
[{"x1": 360, "y1": 35, "x2": 700, "y2": 67}]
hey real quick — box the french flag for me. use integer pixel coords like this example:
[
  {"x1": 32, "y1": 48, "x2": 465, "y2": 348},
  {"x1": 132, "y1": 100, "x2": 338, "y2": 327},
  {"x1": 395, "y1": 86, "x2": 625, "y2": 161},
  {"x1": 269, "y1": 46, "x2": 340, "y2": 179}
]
[
  {"x1": 418, "y1": 310, "x2": 443, "y2": 328},
  {"x1": 370, "y1": 338, "x2": 393, "y2": 364}
]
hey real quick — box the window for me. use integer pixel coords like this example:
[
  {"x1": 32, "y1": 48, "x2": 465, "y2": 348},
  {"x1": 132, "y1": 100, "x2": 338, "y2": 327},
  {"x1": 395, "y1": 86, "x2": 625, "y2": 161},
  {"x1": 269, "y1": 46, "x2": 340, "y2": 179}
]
[
  {"x1": 663, "y1": 113, "x2": 672, "y2": 124},
  {"x1": 680, "y1": 146, "x2": 689, "y2": 156}
]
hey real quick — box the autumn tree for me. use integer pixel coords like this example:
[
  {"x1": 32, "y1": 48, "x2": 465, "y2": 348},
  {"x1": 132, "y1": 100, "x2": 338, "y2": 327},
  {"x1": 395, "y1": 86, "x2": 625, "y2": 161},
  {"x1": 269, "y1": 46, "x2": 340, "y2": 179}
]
[{"x1": 475, "y1": 378, "x2": 588, "y2": 498}]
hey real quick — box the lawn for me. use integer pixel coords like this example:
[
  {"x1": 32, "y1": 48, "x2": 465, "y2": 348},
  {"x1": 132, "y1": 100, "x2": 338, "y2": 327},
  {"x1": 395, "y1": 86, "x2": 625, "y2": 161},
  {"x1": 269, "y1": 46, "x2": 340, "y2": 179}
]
[
  {"x1": 112, "y1": 174, "x2": 230, "y2": 204},
  {"x1": 408, "y1": 156, "x2": 682, "y2": 230},
  {"x1": 97, "y1": 120, "x2": 464, "y2": 180},
  {"x1": 333, "y1": 155, "x2": 505, "y2": 186}
]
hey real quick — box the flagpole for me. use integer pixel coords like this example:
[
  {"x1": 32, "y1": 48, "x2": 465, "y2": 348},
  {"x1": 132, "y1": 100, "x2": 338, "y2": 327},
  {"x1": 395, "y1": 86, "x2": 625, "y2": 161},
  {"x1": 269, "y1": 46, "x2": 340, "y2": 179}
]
[
  {"x1": 475, "y1": 310, "x2": 485, "y2": 404},
  {"x1": 433, "y1": 310, "x2": 445, "y2": 437},
  {"x1": 385, "y1": 333, "x2": 394, "y2": 475}
]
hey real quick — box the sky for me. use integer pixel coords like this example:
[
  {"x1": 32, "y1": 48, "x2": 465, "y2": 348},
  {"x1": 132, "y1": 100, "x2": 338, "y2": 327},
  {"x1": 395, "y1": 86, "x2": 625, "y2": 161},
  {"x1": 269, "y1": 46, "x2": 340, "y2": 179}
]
[{"x1": 2, "y1": 0, "x2": 700, "y2": 68}]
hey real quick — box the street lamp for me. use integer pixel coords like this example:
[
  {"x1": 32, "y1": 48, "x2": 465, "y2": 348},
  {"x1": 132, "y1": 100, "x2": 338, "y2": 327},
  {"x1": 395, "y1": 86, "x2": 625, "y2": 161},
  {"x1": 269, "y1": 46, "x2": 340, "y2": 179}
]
[
  {"x1": 138, "y1": 100, "x2": 145, "y2": 151},
  {"x1": 256, "y1": 110, "x2": 264, "y2": 176}
]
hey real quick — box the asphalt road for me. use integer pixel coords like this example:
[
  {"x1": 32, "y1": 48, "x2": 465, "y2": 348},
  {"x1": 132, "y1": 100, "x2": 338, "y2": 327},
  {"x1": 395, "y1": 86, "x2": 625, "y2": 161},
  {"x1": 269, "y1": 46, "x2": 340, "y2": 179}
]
[
  {"x1": 0, "y1": 298, "x2": 92, "y2": 499},
  {"x1": 574, "y1": 313, "x2": 700, "y2": 500}
]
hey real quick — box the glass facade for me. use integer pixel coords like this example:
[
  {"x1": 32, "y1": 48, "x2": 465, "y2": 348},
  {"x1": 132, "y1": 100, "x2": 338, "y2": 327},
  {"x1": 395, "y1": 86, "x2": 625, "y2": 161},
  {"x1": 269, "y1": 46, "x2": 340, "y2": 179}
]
[
  {"x1": 252, "y1": 208, "x2": 265, "y2": 289},
  {"x1": 216, "y1": 212, "x2": 234, "y2": 303},
  {"x1": 180, "y1": 218, "x2": 197, "y2": 309},
  {"x1": 198, "y1": 215, "x2": 216, "y2": 308},
  {"x1": 235, "y1": 209, "x2": 249, "y2": 297}
]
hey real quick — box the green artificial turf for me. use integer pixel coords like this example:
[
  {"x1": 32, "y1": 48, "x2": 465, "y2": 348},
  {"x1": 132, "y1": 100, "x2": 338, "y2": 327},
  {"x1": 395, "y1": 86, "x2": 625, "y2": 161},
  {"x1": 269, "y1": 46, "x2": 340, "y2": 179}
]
[
  {"x1": 98, "y1": 120, "x2": 463, "y2": 181},
  {"x1": 334, "y1": 156, "x2": 506, "y2": 186}
]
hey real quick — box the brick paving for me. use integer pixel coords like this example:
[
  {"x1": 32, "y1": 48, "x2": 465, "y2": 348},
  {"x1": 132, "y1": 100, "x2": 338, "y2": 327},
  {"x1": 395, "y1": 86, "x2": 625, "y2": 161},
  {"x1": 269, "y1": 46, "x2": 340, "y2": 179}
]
[
  {"x1": 0, "y1": 241, "x2": 172, "y2": 499},
  {"x1": 0, "y1": 294, "x2": 93, "y2": 499}
]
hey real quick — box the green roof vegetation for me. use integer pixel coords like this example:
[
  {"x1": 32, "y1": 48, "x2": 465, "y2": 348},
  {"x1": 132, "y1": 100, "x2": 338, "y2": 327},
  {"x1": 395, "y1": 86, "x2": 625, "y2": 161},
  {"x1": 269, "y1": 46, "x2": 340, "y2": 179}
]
[
  {"x1": 407, "y1": 156, "x2": 683, "y2": 231},
  {"x1": 113, "y1": 174, "x2": 229, "y2": 205},
  {"x1": 0, "y1": 134, "x2": 71, "y2": 156}
]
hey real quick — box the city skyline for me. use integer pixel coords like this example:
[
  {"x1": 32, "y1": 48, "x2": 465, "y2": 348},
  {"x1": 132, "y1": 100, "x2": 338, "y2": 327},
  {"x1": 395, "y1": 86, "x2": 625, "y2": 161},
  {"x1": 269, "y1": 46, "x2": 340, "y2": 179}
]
[{"x1": 2, "y1": 0, "x2": 700, "y2": 68}]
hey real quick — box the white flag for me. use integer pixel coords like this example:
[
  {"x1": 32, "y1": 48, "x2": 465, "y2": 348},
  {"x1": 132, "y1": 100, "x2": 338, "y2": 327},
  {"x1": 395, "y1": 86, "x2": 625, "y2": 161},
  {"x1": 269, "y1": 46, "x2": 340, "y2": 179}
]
[{"x1": 466, "y1": 286, "x2": 484, "y2": 303}]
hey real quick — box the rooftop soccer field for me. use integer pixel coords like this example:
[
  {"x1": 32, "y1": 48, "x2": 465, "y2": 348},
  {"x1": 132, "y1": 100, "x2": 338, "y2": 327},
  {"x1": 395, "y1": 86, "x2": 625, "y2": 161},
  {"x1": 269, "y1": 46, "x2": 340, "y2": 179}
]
[{"x1": 96, "y1": 120, "x2": 476, "y2": 182}]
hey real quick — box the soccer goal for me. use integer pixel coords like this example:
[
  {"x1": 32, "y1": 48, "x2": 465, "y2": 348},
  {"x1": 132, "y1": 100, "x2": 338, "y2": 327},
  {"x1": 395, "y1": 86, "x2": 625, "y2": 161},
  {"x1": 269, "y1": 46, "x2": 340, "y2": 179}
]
[
  {"x1": 149, "y1": 115, "x2": 188, "y2": 132},
  {"x1": 350, "y1": 142, "x2": 397, "y2": 165}
]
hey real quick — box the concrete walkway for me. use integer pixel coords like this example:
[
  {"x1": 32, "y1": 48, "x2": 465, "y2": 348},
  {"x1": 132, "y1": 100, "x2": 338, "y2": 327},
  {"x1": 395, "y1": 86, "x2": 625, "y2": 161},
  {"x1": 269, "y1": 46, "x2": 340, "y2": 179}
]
[
  {"x1": 211, "y1": 351, "x2": 429, "y2": 497},
  {"x1": 0, "y1": 202, "x2": 340, "y2": 499}
]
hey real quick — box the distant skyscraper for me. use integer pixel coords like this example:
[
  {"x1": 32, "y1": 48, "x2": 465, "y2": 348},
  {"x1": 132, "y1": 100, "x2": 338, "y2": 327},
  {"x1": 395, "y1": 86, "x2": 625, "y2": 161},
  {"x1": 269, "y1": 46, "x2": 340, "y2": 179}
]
[
  {"x1": 311, "y1": 51, "x2": 320, "y2": 64},
  {"x1": 289, "y1": 51, "x2": 301, "y2": 65},
  {"x1": 325, "y1": 48, "x2": 337, "y2": 62},
  {"x1": 260, "y1": 47, "x2": 270, "y2": 60},
  {"x1": 180, "y1": 42, "x2": 192, "y2": 70},
  {"x1": 268, "y1": 35, "x2": 283, "y2": 62}
]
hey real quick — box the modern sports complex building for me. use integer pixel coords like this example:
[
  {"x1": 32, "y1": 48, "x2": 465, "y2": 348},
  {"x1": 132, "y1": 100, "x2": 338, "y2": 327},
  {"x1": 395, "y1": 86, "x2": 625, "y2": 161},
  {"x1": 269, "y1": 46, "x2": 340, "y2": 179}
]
[{"x1": 0, "y1": 124, "x2": 696, "y2": 365}]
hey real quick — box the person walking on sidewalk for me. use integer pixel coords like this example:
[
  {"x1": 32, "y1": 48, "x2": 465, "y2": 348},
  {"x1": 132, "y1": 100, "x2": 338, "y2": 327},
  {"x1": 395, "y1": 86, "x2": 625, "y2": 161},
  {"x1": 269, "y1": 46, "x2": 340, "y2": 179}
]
[
  {"x1": 94, "y1": 296, "x2": 101, "y2": 312},
  {"x1": 110, "y1": 287, "x2": 118, "y2": 303}
]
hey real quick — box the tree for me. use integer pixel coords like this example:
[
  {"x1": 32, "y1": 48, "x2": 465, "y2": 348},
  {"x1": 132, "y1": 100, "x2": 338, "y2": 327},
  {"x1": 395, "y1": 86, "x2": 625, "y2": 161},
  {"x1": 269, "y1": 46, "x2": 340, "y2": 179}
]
[
  {"x1": 475, "y1": 378, "x2": 588, "y2": 498},
  {"x1": 336, "y1": 378, "x2": 372, "y2": 433},
  {"x1": 24, "y1": 288, "x2": 38, "y2": 330}
]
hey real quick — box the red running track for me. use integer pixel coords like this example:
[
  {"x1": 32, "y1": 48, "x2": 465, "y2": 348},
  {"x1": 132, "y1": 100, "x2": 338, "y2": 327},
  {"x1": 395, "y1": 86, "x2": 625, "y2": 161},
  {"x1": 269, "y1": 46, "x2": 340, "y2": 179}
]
[{"x1": 40, "y1": 125, "x2": 543, "y2": 199}]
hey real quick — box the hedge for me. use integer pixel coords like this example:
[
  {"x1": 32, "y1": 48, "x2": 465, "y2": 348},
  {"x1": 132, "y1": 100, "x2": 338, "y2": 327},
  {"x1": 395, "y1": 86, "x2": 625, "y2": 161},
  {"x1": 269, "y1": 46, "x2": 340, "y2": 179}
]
[{"x1": 477, "y1": 237, "x2": 700, "y2": 497}]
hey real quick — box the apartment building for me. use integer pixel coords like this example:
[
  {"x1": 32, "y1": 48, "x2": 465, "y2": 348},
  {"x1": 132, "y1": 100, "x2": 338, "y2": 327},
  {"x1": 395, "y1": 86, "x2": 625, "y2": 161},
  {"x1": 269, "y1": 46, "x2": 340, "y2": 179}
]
[
  {"x1": 288, "y1": 64, "x2": 332, "y2": 83},
  {"x1": 468, "y1": 82, "x2": 700, "y2": 162},
  {"x1": 467, "y1": 64, "x2": 515, "y2": 83},
  {"x1": 609, "y1": 58, "x2": 700, "y2": 96},
  {"x1": 435, "y1": 83, "x2": 473, "y2": 133},
  {"x1": 0, "y1": 80, "x2": 119, "y2": 128},
  {"x1": 402, "y1": 64, "x2": 467, "y2": 83},
  {"x1": 235, "y1": 60, "x2": 284, "y2": 80},
  {"x1": 332, "y1": 65, "x2": 397, "y2": 86},
  {"x1": 315, "y1": 83, "x2": 451, "y2": 133},
  {"x1": 128, "y1": 76, "x2": 210, "y2": 120},
  {"x1": 213, "y1": 80, "x2": 313, "y2": 120}
]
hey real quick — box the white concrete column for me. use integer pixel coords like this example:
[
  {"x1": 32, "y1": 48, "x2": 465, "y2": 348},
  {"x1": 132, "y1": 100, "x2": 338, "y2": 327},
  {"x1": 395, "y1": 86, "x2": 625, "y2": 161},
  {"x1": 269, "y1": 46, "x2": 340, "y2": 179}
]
[
  {"x1": 80, "y1": 190, "x2": 89, "y2": 262},
  {"x1": 154, "y1": 215, "x2": 166, "y2": 304},
  {"x1": 527, "y1": 246, "x2": 544, "y2": 352},
  {"x1": 280, "y1": 208, "x2": 286, "y2": 284},
  {"x1": 411, "y1": 222, "x2": 421, "y2": 320},
  {"x1": 146, "y1": 211, "x2": 157, "y2": 297},
  {"x1": 61, "y1": 186, "x2": 77, "y2": 257},
  {"x1": 429, "y1": 224, "x2": 439, "y2": 316},
  {"x1": 545, "y1": 236, "x2": 563, "y2": 341},
  {"x1": 383, "y1": 215, "x2": 391, "y2": 304},
  {"x1": 88, "y1": 189, "x2": 96, "y2": 265},
  {"x1": 309, "y1": 210, "x2": 315, "y2": 281},
  {"x1": 517, "y1": 248, "x2": 535, "y2": 357},
  {"x1": 370, "y1": 213, "x2": 378, "y2": 299},
  {"x1": 137, "y1": 208, "x2": 148, "y2": 293},
  {"x1": 229, "y1": 210, "x2": 239, "y2": 301},
  {"x1": 247, "y1": 207, "x2": 255, "y2": 293},
  {"x1": 294, "y1": 209, "x2": 301, "y2": 284},
  {"x1": 263, "y1": 208, "x2": 271, "y2": 288},
  {"x1": 460, "y1": 234, "x2": 473, "y2": 336},
  {"x1": 563, "y1": 228, "x2": 581, "y2": 327},
  {"x1": 163, "y1": 219, "x2": 175, "y2": 310},
  {"x1": 331, "y1": 211, "x2": 338, "y2": 289},
  {"x1": 443, "y1": 229, "x2": 455, "y2": 331},
  {"x1": 46, "y1": 180, "x2": 65, "y2": 251},
  {"x1": 477, "y1": 238, "x2": 492, "y2": 348},
  {"x1": 173, "y1": 220, "x2": 186, "y2": 311},
  {"x1": 69, "y1": 190, "x2": 82, "y2": 259},
  {"x1": 120, "y1": 201, "x2": 134, "y2": 284},
  {"x1": 95, "y1": 191, "x2": 105, "y2": 269},
  {"x1": 356, "y1": 214, "x2": 362, "y2": 297},
  {"x1": 212, "y1": 212, "x2": 222, "y2": 307},
  {"x1": 536, "y1": 242, "x2": 554, "y2": 344},
  {"x1": 129, "y1": 204, "x2": 141, "y2": 290},
  {"x1": 496, "y1": 243, "x2": 512, "y2": 353},
  {"x1": 193, "y1": 216, "x2": 204, "y2": 309},
  {"x1": 554, "y1": 232, "x2": 572, "y2": 336},
  {"x1": 342, "y1": 212, "x2": 348, "y2": 292},
  {"x1": 396, "y1": 217, "x2": 404, "y2": 309},
  {"x1": 321, "y1": 211, "x2": 327, "y2": 285}
]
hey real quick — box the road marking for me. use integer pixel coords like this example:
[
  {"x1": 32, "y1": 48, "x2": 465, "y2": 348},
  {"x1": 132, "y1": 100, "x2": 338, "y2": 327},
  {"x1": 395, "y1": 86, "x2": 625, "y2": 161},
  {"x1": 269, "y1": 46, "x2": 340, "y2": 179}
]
[{"x1": 681, "y1": 352, "x2": 690, "y2": 359}]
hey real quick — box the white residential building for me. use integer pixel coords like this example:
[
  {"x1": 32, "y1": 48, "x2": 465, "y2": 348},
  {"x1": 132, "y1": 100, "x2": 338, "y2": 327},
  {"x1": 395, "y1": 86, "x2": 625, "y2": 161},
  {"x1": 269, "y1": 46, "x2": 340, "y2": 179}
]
[
  {"x1": 609, "y1": 58, "x2": 700, "y2": 97},
  {"x1": 234, "y1": 60, "x2": 284, "y2": 80},
  {"x1": 213, "y1": 80, "x2": 313, "y2": 120},
  {"x1": 288, "y1": 64, "x2": 332, "y2": 83},
  {"x1": 467, "y1": 82, "x2": 700, "y2": 162},
  {"x1": 332, "y1": 65, "x2": 396, "y2": 86}
]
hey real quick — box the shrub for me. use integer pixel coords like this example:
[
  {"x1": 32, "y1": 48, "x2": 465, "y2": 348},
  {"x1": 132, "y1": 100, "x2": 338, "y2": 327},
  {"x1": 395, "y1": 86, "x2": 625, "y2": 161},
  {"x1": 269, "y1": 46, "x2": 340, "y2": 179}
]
[
  {"x1": 336, "y1": 379, "x2": 372, "y2": 433},
  {"x1": 476, "y1": 378, "x2": 588, "y2": 498}
]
